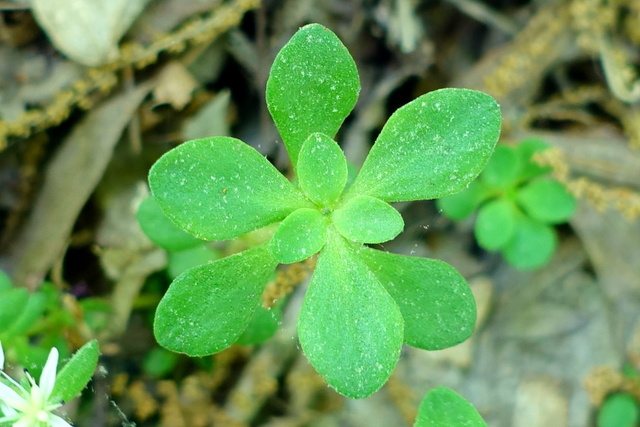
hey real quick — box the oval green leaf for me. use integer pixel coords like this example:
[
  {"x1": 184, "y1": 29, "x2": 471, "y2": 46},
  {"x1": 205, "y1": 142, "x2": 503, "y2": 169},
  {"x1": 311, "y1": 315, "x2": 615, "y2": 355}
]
[
  {"x1": 154, "y1": 244, "x2": 277, "y2": 356},
  {"x1": 515, "y1": 137, "x2": 551, "y2": 180},
  {"x1": 0, "y1": 270, "x2": 11, "y2": 290},
  {"x1": 414, "y1": 387, "x2": 488, "y2": 427},
  {"x1": 502, "y1": 217, "x2": 557, "y2": 270},
  {"x1": 4, "y1": 292, "x2": 47, "y2": 337},
  {"x1": 332, "y1": 195, "x2": 404, "y2": 244},
  {"x1": 297, "y1": 133, "x2": 348, "y2": 206},
  {"x1": 236, "y1": 303, "x2": 282, "y2": 346},
  {"x1": 52, "y1": 340, "x2": 99, "y2": 403},
  {"x1": 480, "y1": 145, "x2": 521, "y2": 190},
  {"x1": 475, "y1": 198, "x2": 517, "y2": 250},
  {"x1": 269, "y1": 208, "x2": 327, "y2": 264},
  {"x1": 437, "y1": 180, "x2": 490, "y2": 221},
  {"x1": 266, "y1": 23, "x2": 360, "y2": 166},
  {"x1": 167, "y1": 244, "x2": 221, "y2": 280},
  {"x1": 348, "y1": 88, "x2": 501, "y2": 202},
  {"x1": 598, "y1": 393, "x2": 640, "y2": 427},
  {"x1": 136, "y1": 196, "x2": 203, "y2": 251},
  {"x1": 0, "y1": 287, "x2": 29, "y2": 333},
  {"x1": 298, "y1": 229, "x2": 403, "y2": 398},
  {"x1": 149, "y1": 136, "x2": 312, "y2": 241},
  {"x1": 516, "y1": 179, "x2": 576, "y2": 224},
  {"x1": 358, "y1": 247, "x2": 476, "y2": 350}
]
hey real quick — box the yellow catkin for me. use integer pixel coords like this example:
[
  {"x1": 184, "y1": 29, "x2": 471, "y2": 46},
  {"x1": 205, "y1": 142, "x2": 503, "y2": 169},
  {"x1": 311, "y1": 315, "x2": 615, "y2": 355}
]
[
  {"x1": 262, "y1": 257, "x2": 316, "y2": 308},
  {"x1": 584, "y1": 366, "x2": 640, "y2": 406},
  {"x1": 483, "y1": 4, "x2": 570, "y2": 99},
  {"x1": 534, "y1": 148, "x2": 640, "y2": 219},
  {"x1": 0, "y1": 0, "x2": 260, "y2": 151}
]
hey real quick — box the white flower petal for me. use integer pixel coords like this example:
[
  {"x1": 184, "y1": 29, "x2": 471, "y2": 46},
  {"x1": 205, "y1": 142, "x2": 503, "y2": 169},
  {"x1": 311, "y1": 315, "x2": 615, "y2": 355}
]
[
  {"x1": 0, "y1": 380, "x2": 26, "y2": 407},
  {"x1": 13, "y1": 418, "x2": 34, "y2": 427},
  {"x1": 50, "y1": 414, "x2": 74, "y2": 427},
  {"x1": 40, "y1": 346, "x2": 59, "y2": 399},
  {"x1": 0, "y1": 340, "x2": 4, "y2": 370},
  {"x1": 0, "y1": 400, "x2": 18, "y2": 416}
]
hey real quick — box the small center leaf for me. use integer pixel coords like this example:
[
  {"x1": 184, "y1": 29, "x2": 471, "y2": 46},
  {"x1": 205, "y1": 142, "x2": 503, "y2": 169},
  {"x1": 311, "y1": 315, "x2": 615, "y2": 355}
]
[
  {"x1": 269, "y1": 208, "x2": 327, "y2": 264},
  {"x1": 297, "y1": 133, "x2": 348, "y2": 207},
  {"x1": 332, "y1": 195, "x2": 404, "y2": 244},
  {"x1": 474, "y1": 198, "x2": 517, "y2": 250}
]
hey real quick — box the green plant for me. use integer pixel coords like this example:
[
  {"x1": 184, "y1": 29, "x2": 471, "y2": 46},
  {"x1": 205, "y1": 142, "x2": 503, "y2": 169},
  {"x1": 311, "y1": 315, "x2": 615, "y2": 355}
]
[
  {"x1": 437, "y1": 138, "x2": 576, "y2": 270},
  {"x1": 0, "y1": 270, "x2": 105, "y2": 376},
  {"x1": 148, "y1": 23, "x2": 501, "y2": 398},
  {"x1": 414, "y1": 387, "x2": 487, "y2": 427}
]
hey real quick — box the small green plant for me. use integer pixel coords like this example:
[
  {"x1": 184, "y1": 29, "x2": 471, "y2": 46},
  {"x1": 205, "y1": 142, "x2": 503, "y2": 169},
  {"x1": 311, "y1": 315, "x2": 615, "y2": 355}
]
[
  {"x1": 437, "y1": 138, "x2": 576, "y2": 270},
  {"x1": 0, "y1": 270, "x2": 107, "y2": 376},
  {"x1": 0, "y1": 339, "x2": 99, "y2": 427},
  {"x1": 148, "y1": 23, "x2": 501, "y2": 398},
  {"x1": 414, "y1": 387, "x2": 487, "y2": 427}
]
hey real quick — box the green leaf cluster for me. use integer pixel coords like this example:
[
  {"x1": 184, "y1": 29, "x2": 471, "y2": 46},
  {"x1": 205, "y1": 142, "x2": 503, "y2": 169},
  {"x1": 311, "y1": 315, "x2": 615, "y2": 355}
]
[
  {"x1": 437, "y1": 138, "x2": 576, "y2": 270},
  {"x1": 148, "y1": 23, "x2": 501, "y2": 398},
  {"x1": 0, "y1": 271, "x2": 105, "y2": 378}
]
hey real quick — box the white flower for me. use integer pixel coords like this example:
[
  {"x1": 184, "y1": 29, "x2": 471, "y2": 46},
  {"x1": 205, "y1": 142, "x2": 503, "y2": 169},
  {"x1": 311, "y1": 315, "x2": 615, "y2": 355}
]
[{"x1": 0, "y1": 341, "x2": 72, "y2": 427}]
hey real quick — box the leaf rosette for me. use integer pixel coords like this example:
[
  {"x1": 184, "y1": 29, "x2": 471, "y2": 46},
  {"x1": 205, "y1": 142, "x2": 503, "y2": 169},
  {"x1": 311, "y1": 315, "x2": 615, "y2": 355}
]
[{"x1": 149, "y1": 23, "x2": 501, "y2": 398}]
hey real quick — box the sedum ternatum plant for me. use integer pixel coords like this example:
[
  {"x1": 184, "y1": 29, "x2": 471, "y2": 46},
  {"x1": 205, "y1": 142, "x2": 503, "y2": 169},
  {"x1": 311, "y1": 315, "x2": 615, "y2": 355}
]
[{"x1": 149, "y1": 23, "x2": 501, "y2": 398}]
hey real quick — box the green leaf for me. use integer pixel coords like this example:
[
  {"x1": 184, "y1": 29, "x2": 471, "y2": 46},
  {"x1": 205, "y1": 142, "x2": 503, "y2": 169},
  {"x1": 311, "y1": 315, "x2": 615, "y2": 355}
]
[
  {"x1": 297, "y1": 133, "x2": 348, "y2": 206},
  {"x1": 347, "y1": 88, "x2": 501, "y2": 202},
  {"x1": 137, "y1": 196, "x2": 203, "y2": 251},
  {"x1": 142, "y1": 347, "x2": 180, "y2": 379},
  {"x1": 167, "y1": 244, "x2": 221, "y2": 280},
  {"x1": 332, "y1": 195, "x2": 404, "y2": 244},
  {"x1": 414, "y1": 387, "x2": 488, "y2": 427},
  {"x1": 598, "y1": 393, "x2": 640, "y2": 427},
  {"x1": 3, "y1": 292, "x2": 47, "y2": 337},
  {"x1": 480, "y1": 145, "x2": 521, "y2": 190},
  {"x1": 298, "y1": 228, "x2": 403, "y2": 398},
  {"x1": 236, "y1": 303, "x2": 282, "y2": 346},
  {"x1": 149, "y1": 136, "x2": 312, "y2": 241},
  {"x1": 154, "y1": 244, "x2": 278, "y2": 356},
  {"x1": 502, "y1": 216, "x2": 557, "y2": 270},
  {"x1": 437, "y1": 181, "x2": 489, "y2": 221},
  {"x1": 269, "y1": 208, "x2": 327, "y2": 264},
  {"x1": 358, "y1": 248, "x2": 476, "y2": 350},
  {"x1": 0, "y1": 269, "x2": 11, "y2": 290},
  {"x1": 516, "y1": 179, "x2": 576, "y2": 224},
  {"x1": 52, "y1": 340, "x2": 99, "y2": 403},
  {"x1": 266, "y1": 23, "x2": 360, "y2": 166},
  {"x1": 0, "y1": 287, "x2": 29, "y2": 333},
  {"x1": 475, "y1": 199, "x2": 517, "y2": 250},
  {"x1": 515, "y1": 137, "x2": 551, "y2": 180}
]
